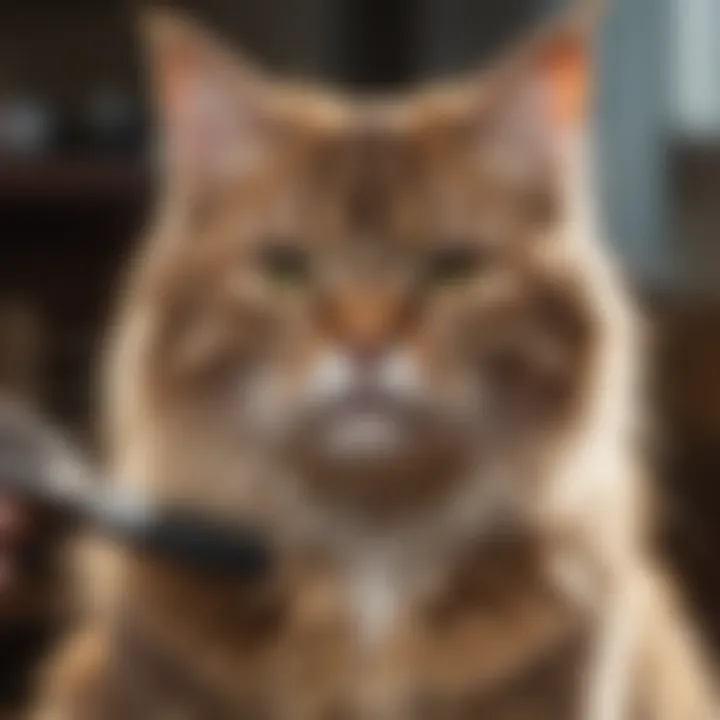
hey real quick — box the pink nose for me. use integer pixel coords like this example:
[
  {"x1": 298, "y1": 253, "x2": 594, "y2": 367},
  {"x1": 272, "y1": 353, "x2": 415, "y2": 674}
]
[{"x1": 317, "y1": 284, "x2": 413, "y2": 368}]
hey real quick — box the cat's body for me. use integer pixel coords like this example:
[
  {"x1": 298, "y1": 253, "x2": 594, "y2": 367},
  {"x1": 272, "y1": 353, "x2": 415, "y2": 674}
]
[
  {"x1": 36, "y1": 8, "x2": 716, "y2": 720},
  {"x1": 37, "y1": 530, "x2": 714, "y2": 719}
]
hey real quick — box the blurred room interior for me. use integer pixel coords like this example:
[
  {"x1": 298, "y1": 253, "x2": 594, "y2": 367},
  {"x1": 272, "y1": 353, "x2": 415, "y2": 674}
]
[{"x1": 0, "y1": 0, "x2": 719, "y2": 707}]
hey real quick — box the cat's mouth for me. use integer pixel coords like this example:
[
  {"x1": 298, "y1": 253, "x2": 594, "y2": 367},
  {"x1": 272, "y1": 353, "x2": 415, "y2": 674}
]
[
  {"x1": 284, "y1": 383, "x2": 475, "y2": 480},
  {"x1": 277, "y1": 386, "x2": 476, "y2": 511},
  {"x1": 305, "y1": 389, "x2": 419, "y2": 460}
]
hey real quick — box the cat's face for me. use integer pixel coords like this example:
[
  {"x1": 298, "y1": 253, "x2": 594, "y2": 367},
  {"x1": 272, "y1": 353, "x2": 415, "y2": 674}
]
[{"x1": 136, "y1": 13, "x2": 597, "y2": 515}]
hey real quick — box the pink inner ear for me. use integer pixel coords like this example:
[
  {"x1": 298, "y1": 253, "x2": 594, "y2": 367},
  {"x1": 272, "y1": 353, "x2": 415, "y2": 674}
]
[
  {"x1": 159, "y1": 42, "x2": 206, "y2": 180},
  {"x1": 478, "y1": 67, "x2": 559, "y2": 192},
  {"x1": 154, "y1": 29, "x2": 268, "y2": 189}
]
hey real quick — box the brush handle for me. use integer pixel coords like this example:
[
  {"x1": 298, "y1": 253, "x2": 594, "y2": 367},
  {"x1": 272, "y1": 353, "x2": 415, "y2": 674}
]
[
  {"x1": 89, "y1": 494, "x2": 273, "y2": 579},
  {"x1": 0, "y1": 462, "x2": 273, "y2": 580}
]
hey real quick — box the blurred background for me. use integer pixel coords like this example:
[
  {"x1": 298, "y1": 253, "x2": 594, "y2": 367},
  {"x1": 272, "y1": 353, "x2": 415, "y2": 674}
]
[{"x1": 0, "y1": 0, "x2": 719, "y2": 711}]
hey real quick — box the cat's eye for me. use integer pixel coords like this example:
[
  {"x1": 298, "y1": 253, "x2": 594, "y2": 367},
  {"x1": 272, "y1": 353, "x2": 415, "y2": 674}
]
[
  {"x1": 258, "y1": 242, "x2": 311, "y2": 286},
  {"x1": 427, "y1": 244, "x2": 488, "y2": 288}
]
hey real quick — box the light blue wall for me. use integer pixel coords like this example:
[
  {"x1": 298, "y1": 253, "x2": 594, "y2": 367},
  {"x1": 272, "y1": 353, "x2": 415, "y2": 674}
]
[{"x1": 596, "y1": 0, "x2": 671, "y2": 287}]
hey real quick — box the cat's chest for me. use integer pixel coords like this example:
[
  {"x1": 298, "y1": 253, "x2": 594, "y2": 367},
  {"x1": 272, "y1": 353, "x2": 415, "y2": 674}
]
[
  {"x1": 277, "y1": 545, "x2": 594, "y2": 719},
  {"x1": 342, "y1": 551, "x2": 409, "y2": 647},
  {"x1": 114, "y1": 543, "x2": 594, "y2": 720}
]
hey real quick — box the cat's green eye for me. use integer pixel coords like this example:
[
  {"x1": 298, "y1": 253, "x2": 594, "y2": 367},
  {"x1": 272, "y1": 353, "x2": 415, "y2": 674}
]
[
  {"x1": 258, "y1": 243, "x2": 311, "y2": 287},
  {"x1": 428, "y1": 245, "x2": 486, "y2": 288}
]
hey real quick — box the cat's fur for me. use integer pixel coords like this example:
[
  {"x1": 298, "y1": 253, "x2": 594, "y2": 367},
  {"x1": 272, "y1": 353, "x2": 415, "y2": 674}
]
[{"x1": 35, "y1": 7, "x2": 716, "y2": 719}]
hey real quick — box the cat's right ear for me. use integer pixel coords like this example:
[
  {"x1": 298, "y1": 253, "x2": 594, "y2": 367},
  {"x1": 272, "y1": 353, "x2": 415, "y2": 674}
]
[{"x1": 141, "y1": 10, "x2": 272, "y2": 190}]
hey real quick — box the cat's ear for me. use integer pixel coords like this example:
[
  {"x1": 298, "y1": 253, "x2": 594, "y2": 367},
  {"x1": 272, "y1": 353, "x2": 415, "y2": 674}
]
[
  {"x1": 478, "y1": 6, "x2": 600, "y2": 185},
  {"x1": 141, "y1": 10, "x2": 271, "y2": 189},
  {"x1": 506, "y1": 20, "x2": 593, "y2": 131}
]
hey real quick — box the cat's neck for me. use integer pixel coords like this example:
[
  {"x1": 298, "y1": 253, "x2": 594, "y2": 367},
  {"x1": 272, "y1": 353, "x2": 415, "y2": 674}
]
[{"x1": 269, "y1": 460, "x2": 538, "y2": 593}]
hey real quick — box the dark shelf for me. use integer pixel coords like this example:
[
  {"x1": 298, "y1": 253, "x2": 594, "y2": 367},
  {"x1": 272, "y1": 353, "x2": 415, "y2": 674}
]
[{"x1": 0, "y1": 158, "x2": 149, "y2": 203}]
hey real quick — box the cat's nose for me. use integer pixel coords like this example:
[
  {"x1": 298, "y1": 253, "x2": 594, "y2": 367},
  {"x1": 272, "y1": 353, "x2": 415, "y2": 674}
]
[
  {"x1": 336, "y1": 302, "x2": 394, "y2": 370},
  {"x1": 317, "y1": 284, "x2": 413, "y2": 369}
]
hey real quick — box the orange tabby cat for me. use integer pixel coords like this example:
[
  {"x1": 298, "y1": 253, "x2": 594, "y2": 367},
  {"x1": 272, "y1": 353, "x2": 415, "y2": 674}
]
[{"x1": 36, "y1": 6, "x2": 716, "y2": 720}]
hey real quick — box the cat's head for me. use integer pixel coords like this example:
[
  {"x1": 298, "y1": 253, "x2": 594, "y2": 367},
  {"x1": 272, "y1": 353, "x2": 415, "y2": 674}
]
[{"x1": 119, "y1": 10, "x2": 606, "y2": 519}]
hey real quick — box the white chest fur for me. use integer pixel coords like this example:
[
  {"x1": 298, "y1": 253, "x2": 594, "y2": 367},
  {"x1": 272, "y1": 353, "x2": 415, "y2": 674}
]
[{"x1": 346, "y1": 554, "x2": 404, "y2": 647}]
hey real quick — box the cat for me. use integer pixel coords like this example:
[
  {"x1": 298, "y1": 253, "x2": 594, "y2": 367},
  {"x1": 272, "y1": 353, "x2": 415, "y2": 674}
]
[{"x1": 35, "y1": 6, "x2": 717, "y2": 719}]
